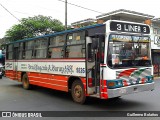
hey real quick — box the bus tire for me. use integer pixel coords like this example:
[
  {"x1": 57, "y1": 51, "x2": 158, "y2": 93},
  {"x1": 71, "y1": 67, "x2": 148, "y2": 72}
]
[
  {"x1": 22, "y1": 74, "x2": 31, "y2": 90},
  {"x1": 71, "y1": 80, "x2": 86, "y2": 104}
]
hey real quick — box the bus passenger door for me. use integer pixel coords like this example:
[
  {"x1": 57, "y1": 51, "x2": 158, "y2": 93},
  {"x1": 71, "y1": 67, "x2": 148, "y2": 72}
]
[
  {"x1": 13, "y1": 45, "x2": 19, "y2": 80},
  {"x1": 86, "y1": 36, "x2": 104, "y2": 95}
]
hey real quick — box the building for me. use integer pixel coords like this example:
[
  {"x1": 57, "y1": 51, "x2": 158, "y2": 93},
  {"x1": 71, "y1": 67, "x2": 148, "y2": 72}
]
[
  {"x1": 71, "y1": 18, "x2": 96, "y2": 28},
  {"x1": 150, "y1": 18, "x2": 160, "y2": 76},
  {"x1": 96, "y1": 9, "x2": 154, "y2": 22}
]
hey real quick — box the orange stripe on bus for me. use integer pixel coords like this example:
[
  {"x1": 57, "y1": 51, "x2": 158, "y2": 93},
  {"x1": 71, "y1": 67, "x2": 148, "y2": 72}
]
[
  {"x1": 6, "y1": 70, "x2": 86, "y2": 93},
  {"x1": 30, "y1": 80, "x2": 68, "y2": 92},
  {"x1": 100, "y1": 80, "x2": 108, "y2": 99},
  {"x1": 29, "y1": 78, "x2": 68, "y2": 86}
]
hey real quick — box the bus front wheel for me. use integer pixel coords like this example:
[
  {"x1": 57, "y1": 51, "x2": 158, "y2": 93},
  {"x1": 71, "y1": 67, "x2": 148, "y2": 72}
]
[
  {"x1": 71, "y1": 80, "x2": 86, "y2": 104},
  {"x1": 22, "y1": 74, "x2": 31, "y2": 90}
]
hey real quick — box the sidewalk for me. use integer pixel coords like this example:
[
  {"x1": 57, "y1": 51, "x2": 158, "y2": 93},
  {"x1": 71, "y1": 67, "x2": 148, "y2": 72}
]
[{"x1": 154, "y1": 77, "x2": 160, "y2": 80}]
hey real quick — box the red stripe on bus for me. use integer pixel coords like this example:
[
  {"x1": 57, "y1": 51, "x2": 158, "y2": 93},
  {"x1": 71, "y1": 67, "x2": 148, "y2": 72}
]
[
  {"x1": 6, "y1": 70, "x2": 86, "y2": 93},
  {"x1": 100, "y1": 80, "x2": 108, "y2": 99},
  {"x1": 141, "y1": 78, "x2": 146, "y2": 84},
  {"x1": 30, "y1": 80, "x2": 68, "y2": 92},
  {"x1": 28, "y1": 77, "x2": 68, "y2": 86},
  {"x1": 6, "y1": 58, "x2": 86, "y2": 62},
  {"x1": 123, "y1": 80, "x2": 128, "y2": 86},
  {"x1": 88, "y1": 78, "x2": 92, "y2": 87}
]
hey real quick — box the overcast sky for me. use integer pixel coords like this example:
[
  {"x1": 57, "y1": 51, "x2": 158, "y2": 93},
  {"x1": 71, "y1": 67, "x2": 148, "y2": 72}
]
[{"x1": 0, "y1": 0, "x2": 160, "y2": 38}]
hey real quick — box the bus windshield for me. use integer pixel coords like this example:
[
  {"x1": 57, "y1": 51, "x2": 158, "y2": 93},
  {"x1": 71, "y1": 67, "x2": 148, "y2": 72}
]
[{"x1": 107, "y1": 34, "x2": 151, "y2": 69}]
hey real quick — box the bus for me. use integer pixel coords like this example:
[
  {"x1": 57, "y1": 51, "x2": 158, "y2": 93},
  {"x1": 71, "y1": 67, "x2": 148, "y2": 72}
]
[
  {"x1": 5, "y1": 20, "x2": 154, "y2": 104},
  {"x1": 0, "y1": 49, "x2": 5, "y2": 78},
  {"x1": 0, "y1": 50, "x2": 5, "y2": 65}
]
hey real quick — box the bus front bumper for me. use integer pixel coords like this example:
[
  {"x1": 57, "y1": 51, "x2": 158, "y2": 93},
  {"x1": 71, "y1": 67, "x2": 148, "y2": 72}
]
[{"x1": 107, "y1": 82, "x2": 154, "y2": 98}]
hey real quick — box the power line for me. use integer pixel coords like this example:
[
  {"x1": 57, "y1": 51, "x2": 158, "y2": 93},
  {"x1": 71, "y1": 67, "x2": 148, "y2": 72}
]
[
  {"x1": 0, "y1": 3, "x2": 20, "y2": 22},
  {"x1": 57, "y1": 0, "x2": 104, "y2": 14},
  {"x1": 14, "y1": 11, "x2": 33, "y2": 16},
  {"x1": 3, "y1": 1, "x2": 65, "y2": 14},
  {"x1": 0, "y1": 1, "x2": 104, "y2": 30},
  {"x1": 0, "y1": 3, "x2": 36, "y2": 38},
  {"x1": 1, "y1": 1, "x2": 103, "y2": 19}
]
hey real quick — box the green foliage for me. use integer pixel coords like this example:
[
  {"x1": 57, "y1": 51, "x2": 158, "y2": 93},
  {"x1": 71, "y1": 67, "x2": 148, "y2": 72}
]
[{"x1": 5, "y1": 15, "x2": 65, "y2": 41}]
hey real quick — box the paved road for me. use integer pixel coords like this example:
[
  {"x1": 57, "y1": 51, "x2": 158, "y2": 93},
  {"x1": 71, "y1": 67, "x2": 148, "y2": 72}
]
[{"x1": 0, "y1": 77, "x2": 160, "y2": 120}]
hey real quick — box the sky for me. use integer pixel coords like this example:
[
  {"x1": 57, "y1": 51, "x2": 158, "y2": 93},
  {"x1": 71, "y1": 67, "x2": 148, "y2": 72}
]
[{"x1": 0, "y1": 0, "x2": 160, "y2": 38}]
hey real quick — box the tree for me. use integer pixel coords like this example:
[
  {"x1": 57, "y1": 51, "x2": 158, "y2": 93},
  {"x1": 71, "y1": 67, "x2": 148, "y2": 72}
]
[{"x1": 5, "y1": 15, "x2": 65, "y2": 41}]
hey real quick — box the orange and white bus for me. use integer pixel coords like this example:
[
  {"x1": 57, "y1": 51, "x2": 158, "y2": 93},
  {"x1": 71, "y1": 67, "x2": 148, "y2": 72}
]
[{"x1": 5, "y1": 20, "x2": 154, "y2": 104}]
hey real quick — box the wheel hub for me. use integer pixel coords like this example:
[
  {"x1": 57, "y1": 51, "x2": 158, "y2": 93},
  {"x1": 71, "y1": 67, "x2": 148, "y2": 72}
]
[{"x1": 74, "y1": 85, "x2": 82, "y2": 98}]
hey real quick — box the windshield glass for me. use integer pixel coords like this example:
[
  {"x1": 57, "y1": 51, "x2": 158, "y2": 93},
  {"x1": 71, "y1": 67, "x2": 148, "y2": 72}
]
[{"x1": 107, "y1": 34, "x2": 151, "y2": 68}]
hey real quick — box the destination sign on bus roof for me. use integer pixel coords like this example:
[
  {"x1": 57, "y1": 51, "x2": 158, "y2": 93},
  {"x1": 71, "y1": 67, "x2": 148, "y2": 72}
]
[{"x1": 110, "y1": 21, "x2": 150, "y2": 34}]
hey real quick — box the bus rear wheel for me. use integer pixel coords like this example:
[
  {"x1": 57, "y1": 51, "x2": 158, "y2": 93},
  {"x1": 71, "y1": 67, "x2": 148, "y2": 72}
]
[
  {"x1": 22, "y1": 74, "x2": 31, "y2": 90},
  {"x1": 71, "y1": 80, "x2": 86, "y2": 104}
]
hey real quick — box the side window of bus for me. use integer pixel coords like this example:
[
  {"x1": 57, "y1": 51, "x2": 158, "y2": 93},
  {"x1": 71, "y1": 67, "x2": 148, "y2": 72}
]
[
  {"x1": 66, "y1": 31, "x2": 85, "y2": 58},
  {"x1": 49, "y1": 35, "x2": 65, "y2": 58},
  {"x1": 25, "y1": 41, "x2": 34, "y2": 59},
  {"x1": 34, "y1": 38, "x2": 48, "y2": 58},
  {"x1": 19, "y1": 42, "x2": 25, "y2": 59},
  {"x1": 6, "y1": 44, "x2": 13, "y2": 60}
]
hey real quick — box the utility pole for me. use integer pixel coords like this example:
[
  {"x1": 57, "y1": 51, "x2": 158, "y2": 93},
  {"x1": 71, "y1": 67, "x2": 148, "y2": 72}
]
[{"x1": 65, "y1": 0, "x2": 67, "y2": 30}]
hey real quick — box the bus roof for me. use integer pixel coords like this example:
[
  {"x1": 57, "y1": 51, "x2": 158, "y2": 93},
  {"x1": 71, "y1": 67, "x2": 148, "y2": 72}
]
[{"x1": 5, "y1": 24, "x2": 105, "y2": 45}]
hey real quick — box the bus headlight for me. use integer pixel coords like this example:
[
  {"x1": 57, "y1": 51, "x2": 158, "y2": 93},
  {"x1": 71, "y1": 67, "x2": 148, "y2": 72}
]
[{"x1": 107, "y1": 79, "x2": 123, "y2": 89}]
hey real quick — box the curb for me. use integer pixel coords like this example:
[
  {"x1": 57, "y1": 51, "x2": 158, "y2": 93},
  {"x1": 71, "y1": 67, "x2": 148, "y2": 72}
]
[{"x1": 154, "y1": 77, "x2": 160, "y2": 80}]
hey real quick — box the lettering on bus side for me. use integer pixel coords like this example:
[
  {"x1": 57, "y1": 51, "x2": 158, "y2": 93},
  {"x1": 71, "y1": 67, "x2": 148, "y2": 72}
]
[
  {"x1": 110, "y1": 21, "x2": 150, "y2": 34},
  {"x1": 28, "y1": 64, "x2": 75, "y2": 74},
  {"x1": 6, "y1": 63, "x2": 13, "y2": 69},
  {"x1": 27, "y1": 63, "x2": 86, "y2": 76},
  {"x1": 48, "y1": 65, "x2": 74, "y2": 74},
  {"x1": 76, "y1": 67, "x2": 85, "y2": 73},
  {"x1": 28, "y1": 64, "x2": 48, "y2": 72}
]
